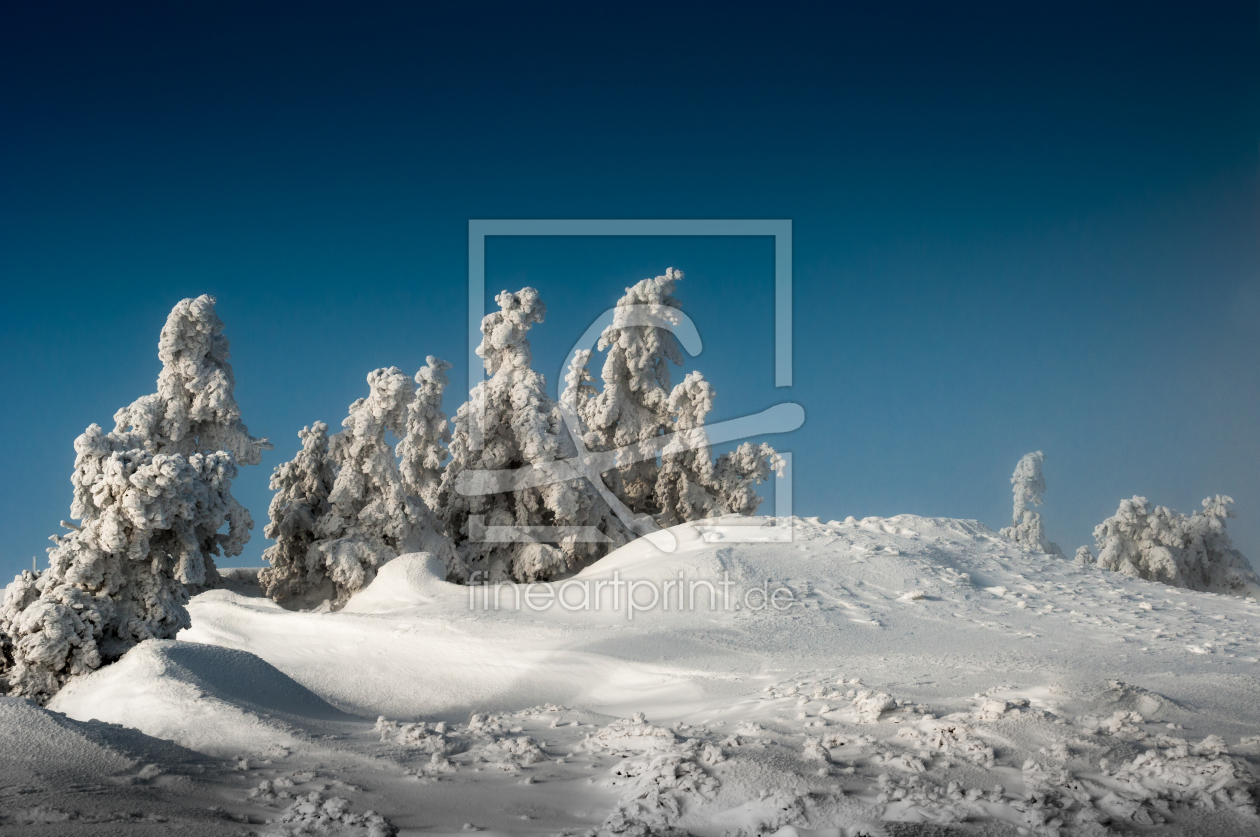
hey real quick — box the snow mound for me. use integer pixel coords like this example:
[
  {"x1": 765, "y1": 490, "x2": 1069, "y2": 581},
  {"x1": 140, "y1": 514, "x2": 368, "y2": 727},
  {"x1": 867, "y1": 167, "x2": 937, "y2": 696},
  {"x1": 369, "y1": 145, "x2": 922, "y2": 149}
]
[
  {"x1": 48, "y1": 639, "x2": 352, "y2": 756},
  {"x1": 13, "y1": 514, "x2": 1260, "y2": 835},
  {"x1": 341, "y1": 552, "x2": 451, "y2": 613},
  {"x1": 0, "y1": 696, "x2": 203, "y2": 786}
]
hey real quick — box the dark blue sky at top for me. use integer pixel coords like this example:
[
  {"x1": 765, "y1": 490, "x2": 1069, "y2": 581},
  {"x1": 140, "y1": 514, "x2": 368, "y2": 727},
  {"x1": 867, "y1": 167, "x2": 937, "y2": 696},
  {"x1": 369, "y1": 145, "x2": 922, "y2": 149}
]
[{"x1": 1, "y1": 2, "x2": 1257, "y2": 582}]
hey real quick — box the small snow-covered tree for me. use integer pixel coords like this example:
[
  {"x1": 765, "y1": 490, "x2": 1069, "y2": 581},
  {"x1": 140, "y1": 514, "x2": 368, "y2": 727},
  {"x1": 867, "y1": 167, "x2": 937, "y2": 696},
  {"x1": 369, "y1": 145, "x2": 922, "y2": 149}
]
[
  {"x1": 257, "y1": 422, "x2": 337, "y2": 603},
  {"x1": 439, "y1": 288, "x2": 629, "y2": 582},
  {"x1": 653, "y1": 371, "x2": 783, "y2": 527},
  {"x1": 1093, "y1": 495, "x2": 1258, "y2": 595},
  {"x1": 1074, "y1": 545, "x2": 1096, "y2": 566},
  {"x1": 999, "y1": 451, "x2": 1062, "y2": 556},
  {"x1": 2, "y1": 293, "x2": 268, "y2": 703},
  {"x1": 270, "y1": 367, "x2": 456, "y2": 605},
  {"x1": 563, "y1": 268, "x2": 782, "y2": 528}
]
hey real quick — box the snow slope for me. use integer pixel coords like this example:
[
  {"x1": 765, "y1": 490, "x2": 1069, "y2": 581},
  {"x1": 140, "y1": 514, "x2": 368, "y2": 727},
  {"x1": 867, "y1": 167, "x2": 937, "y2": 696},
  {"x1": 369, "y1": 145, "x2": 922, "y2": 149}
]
[{"x1": 8, "y1": 515, "x2": 1260, "y2": 836}]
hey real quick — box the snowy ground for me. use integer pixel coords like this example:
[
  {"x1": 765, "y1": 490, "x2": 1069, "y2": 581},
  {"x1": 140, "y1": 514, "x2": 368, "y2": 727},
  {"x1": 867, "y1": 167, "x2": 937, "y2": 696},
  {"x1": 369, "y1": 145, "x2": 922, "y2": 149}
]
[{"x1": 4, "y1": 515, "x2": 1259, "y2": 836}]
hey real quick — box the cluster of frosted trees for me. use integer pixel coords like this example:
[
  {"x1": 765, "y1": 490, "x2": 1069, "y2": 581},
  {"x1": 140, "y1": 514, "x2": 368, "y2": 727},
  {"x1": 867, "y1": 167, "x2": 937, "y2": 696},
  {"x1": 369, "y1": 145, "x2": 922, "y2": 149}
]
[
  {"x1": 0, "y1": 297, "x2": 270, "y2": 702},
  {"x1": 1, "y1": 274, "x2": 783, "y2": 701},
  {"x1": 997, "y1": 451, "x2": 1257, "y2": 595},
  {"x1": 1084, "y1": 495, "x2": 1258, "y2": 595},
  {"x1": 260, "y1": 271, "x2": 782, "y2": 604}
]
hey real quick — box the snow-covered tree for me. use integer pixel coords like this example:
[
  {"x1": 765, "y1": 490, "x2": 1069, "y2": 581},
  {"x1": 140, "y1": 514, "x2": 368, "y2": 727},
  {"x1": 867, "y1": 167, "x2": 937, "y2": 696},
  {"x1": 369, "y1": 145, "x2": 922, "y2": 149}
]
[
  {"x1": 257, "y1": 422, "x2": 337, "y2": 603},
  {"x1": 563, "y1": 268, "x2": 782, "y2": 529},
  {"x1": 1074, "y1": 545, "x2": 1096, "y2": 566},
  {"x1": 653, "y1": 372, "x2": 783, "y2": 527},
  {"x1": 267, "y1": 368, "x2": 456, "y2": 606},
  {"x1": 105, "y1": 294, "x2": 271, "y2": 585},
  {"x1": 999, "y1": 451, "x2": 1062, "y2": 556},
  {"x1": 1093, "y1": 495, "x2": 1258, "y2": 595},
  {"x1": 439, "y1": 288, "x2": 629, "y2": 582},
  {"x1": 566, "y1": 269, "x2": 686, "y2": 516},
  {"x1": 398, "y1": 356, "x2": 452, "y2": 510},
  {"x1": 1, "y1": 293, "x2": 268, "y2": 703}
]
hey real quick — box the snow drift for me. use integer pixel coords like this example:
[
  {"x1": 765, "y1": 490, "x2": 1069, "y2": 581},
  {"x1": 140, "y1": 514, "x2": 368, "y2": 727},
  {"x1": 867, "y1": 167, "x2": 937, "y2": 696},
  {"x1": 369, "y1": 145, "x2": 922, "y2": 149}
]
[{"x1": 9, "y1": 515, "x2": 1259, "y2": 835}]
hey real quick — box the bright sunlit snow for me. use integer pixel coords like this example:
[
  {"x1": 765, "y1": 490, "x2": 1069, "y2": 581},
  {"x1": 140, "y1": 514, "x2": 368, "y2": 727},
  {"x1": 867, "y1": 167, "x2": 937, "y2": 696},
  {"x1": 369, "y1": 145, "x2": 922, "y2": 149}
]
[{"x1": 6, "y1": 516, "x2": 1258, "y2": 835}]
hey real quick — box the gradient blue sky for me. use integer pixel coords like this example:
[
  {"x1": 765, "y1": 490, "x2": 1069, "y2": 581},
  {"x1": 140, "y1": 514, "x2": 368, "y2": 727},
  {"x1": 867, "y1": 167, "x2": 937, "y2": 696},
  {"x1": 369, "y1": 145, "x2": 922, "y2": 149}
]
[{"x1": 2, "y1": 2, "x2": 1258, "y2": 582}]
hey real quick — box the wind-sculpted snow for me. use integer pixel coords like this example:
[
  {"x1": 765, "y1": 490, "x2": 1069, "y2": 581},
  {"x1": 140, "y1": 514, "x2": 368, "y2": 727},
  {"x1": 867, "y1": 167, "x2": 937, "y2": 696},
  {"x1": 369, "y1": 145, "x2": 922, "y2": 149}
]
[
  {"x1": 0, "y1": 696, "x2": 248, "y2": 832},
  {"x1": 1, "y1": 295, "x2": 268, "y2": 703},
  {"x1": 11, "y1": 515, "x2": 1259, "y2": 834},
  {"x1": 48, "y1": 639, "x2": 352, "y2": 756},
  {"x1": 1093, "y1": 495, "x2": 1259, "y2": 596}
]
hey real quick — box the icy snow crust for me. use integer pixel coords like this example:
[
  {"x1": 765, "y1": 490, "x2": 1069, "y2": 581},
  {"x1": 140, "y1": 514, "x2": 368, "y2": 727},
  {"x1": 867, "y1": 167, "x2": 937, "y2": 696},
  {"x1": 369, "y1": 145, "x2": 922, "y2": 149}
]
[{"x1": 6, "y1": 515, "x2": 1260, "y2": 835}]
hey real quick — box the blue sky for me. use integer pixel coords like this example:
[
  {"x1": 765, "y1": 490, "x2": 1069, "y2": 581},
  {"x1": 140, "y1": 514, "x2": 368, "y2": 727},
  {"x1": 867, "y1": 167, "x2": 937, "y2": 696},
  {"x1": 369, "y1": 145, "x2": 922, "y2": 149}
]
[{"x1": 1, "y1": 2, "x2": 1257, "y2": 582}]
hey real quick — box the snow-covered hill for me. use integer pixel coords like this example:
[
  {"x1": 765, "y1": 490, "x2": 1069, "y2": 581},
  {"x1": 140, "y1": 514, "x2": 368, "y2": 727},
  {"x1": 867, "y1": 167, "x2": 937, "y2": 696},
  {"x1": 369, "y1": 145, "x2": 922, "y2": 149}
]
[{"x1": 7, "y1": 516, "x2": 1260, "y2": 835}]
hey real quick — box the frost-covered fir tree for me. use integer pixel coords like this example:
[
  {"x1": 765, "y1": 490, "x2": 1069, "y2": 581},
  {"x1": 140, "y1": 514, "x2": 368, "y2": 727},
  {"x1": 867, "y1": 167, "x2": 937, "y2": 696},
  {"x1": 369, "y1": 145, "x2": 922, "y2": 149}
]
[
  {"x1": 106, "y1": 294, "x2": 271, "y2": 585},
  {"x1": 1092, "y1": 495, "x2": 1258, "y2": 595},
  {"x1": 999, "y1": 451, "x2": 1062, "y2": 556},
  {"x1": 566, "y1": 270, "x2": 687, "y2": 515},
  {"x1": 257, "y1": 422, "x2": 337, "y2": 603},
  {"x1": 653, "y1": 372, "x2": 782, "y2": 526},
  {"x1": 562, "y1": 268, "x2": 782, "y2": 528},
  {"x1": 439, "y1": 288, "x2": 629, "y2": 582},
  {"x1": 266, "y1": 368, "x2": 456, "y2": 606},
  {"x1": 398, "y1": 356, "x2": 452, "y2": 510},
  {"x1": 1, "y1": 295, "x2": 268, "y2": 702}
]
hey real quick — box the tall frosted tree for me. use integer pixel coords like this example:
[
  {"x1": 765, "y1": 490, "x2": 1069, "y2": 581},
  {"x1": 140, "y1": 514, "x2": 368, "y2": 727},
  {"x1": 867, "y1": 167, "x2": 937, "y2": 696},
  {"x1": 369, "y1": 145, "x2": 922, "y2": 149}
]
[
  {"x1": 257, "y1": 422, "x2": 337, "y2": 603},
  {"x1": 439, "y1": 288, "x2": 628, "y2": 582},
  {"x1": 999, "y1": 451, "x2": 1062, "y2": 556},
  {"x1": 398, "y1": 356, "x2": 453, "y2": 510},
  {"x1": 1, "y1": 295, "x2": 268, "y2": 702},
  {"x1": 566, "y1": 269, "x2": 686, "y2": 515},
  {"x1": 563, "y1": 268, "x2": 782, "y2": 529},
  {"x1": 1093, "y1": 495, "x2": 1258, "y2": 595}
]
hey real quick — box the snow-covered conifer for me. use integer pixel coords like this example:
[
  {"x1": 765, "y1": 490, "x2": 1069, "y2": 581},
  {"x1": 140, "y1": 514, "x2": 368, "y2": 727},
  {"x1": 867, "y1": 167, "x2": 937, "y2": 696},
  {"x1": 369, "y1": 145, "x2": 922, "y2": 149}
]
[
  {"x1": 1074, "y1": 545, "x2": 1096, "y2": 566},
  {"x1": 257, "y1": 422, "x2": 337, "y2": 603},
  {"x1": 1093, "y1": 495, "x2": 1258, "y2": 595},
  {"x1": 106, "y1": 294, "x2": 271, "y2": 585},
  {"x1": 398, "y1": 357, "x2": 452, "y2": 510},
  {"x1": 1, "y1": 296, "x2": 267, "y2": 703},
  {"x1": 711, "y1": 442, "x2": 785, "y2": 517},
  {"x1": 653, "y1": 372, "x2": 783, "y2": 526},
  {"x1": 276, "y1": 368, "x2": 455, "y2": 605},
  {"x1": 563, "y1": 269, "x2": 782, "y2": 529},
  {"x1": 440, "y1": 289, "x2": 628, "y2": 582},
  {"x1": 999, "y1": 451, "x2": 1063, "y2": 556},
  {"x1": 566, "y1": 269, "x2": 686, "y2": 516}
]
